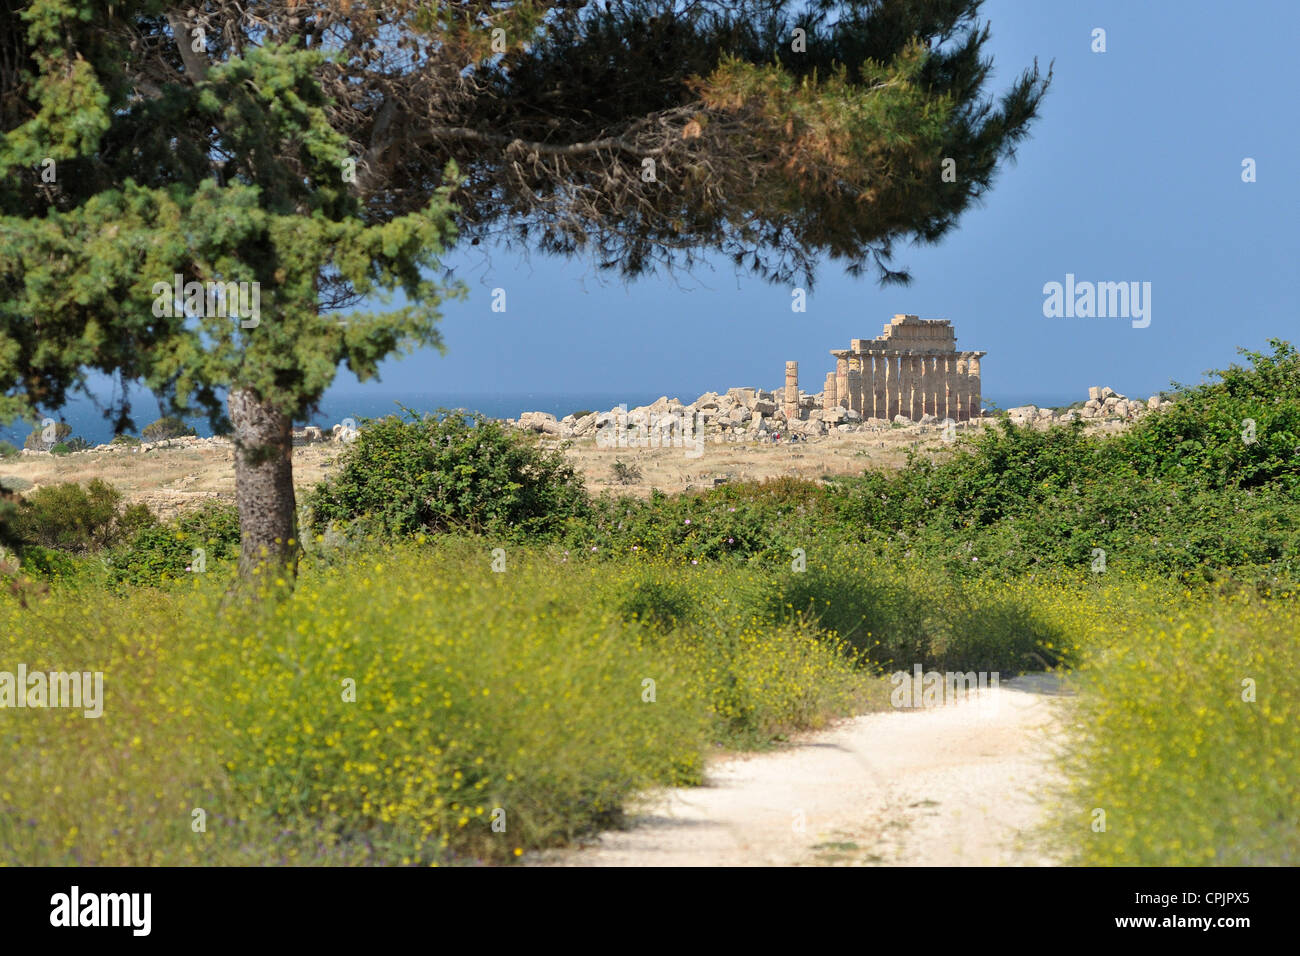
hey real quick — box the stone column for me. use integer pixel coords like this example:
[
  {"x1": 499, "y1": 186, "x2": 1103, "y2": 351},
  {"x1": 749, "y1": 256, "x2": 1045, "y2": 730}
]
[
  {"x1": 935, "y1": 356, "x2": 946, "y2": 421},
  {"x1": 899, "y1": 355, "x2": 912, "y2": 420},
  {"x1": 954, "y1": 354, "x2": 969, "y2": 421},
  {"x1": 899, "y1": 354, "x2": 910, "y2": 420},
  {"x1": 941, "y1": 355, "x2": 955, "y2": 421},
  {"x1": 846, "y1": 356, "x2": 862, "y2": 415},
  {"x1": 930, "y1": 356, "x2": 941, "y2": 418},
  {"x1": 835, "y1": 356, "x2": 849, "y2": 408},
  {"x1": 911, "y1": 354, "x2": 924, "y2": 421},
  {"x1": 860, "y1": 353, "x2": 874, "y2": 418},
  {"x1": 883, "y1": 353, "x2": 897, "y2": 419},
  {"x1": 784, "y1": 361, "x2": 799, "y2": 421},
  {"x1": 914, "y1": 355, "x2": 928, "y2": 420},
  {"x1": 872, "y1": 354, "x2": 887, "y2": 421},
  {"x1": 916, "y1": 355, "x2": 931, "y2": 418},
  {"x1": 932, "y1": 356, "x2": 943, "y2": 419},
  {"x1": 824, "y1": 372, "x2": 837, "y2": 410},
  {"x1": 918, "y1": 354, "x2": 930, "y2": 420},
  {"x1": 967, "y1": 353, "x2": 983, "y2": 420},
  {"x1": 894, "y1": 353, "x2": 906, "y2": 420}
]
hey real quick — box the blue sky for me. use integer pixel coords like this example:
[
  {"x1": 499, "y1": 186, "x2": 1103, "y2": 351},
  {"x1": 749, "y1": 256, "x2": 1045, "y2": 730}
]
[{"x1": 341, "y1": 0, "x2": 1299, "y2": 406}]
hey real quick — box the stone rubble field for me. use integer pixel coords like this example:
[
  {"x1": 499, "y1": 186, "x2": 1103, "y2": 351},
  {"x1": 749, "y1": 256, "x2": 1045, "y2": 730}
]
[{"x1": 508, "y1": 383, "x2": 1171, "y2": 442}]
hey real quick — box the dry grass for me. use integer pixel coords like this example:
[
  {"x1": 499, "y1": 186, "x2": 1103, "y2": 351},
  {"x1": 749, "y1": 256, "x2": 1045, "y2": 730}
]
[
  {"x1": 0, "y1": 441, "x2": 341, "y2": 521},
  {"x1": 0, "y1": 425, "x2": 984, "y2": 514},
  {"x1": 555, "y1": 422, "x2": 993, "y2": 498}
]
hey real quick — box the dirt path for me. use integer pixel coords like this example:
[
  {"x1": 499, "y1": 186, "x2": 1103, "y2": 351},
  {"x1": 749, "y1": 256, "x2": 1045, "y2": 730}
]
[{"x1": 532, "y1": 674, "x2": 1072, "y2": 867}]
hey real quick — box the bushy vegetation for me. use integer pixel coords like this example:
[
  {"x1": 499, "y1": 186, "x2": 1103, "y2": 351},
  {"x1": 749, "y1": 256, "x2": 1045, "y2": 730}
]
[
  {"x1": 1048, "y1": 584, "x2": 1299, "y2": 865},
  {"x1": 569, "y1": 476, "x2": 840, "y2": 564},
  {"x1": 9, "y1": 479, "x2": 151, "y2": 554},
  {"x1": 305, "y1": 410, "x2": 588, "y2": 540},
  {"x1": 107, "y1": 503, "x2": 240, "y2": 588},
  {"x1": 23, "y1": 421, "x2": 71, "y2": 450},
  {"x1": 141, "y1": 417, "x2": 197, "y2": 442}
]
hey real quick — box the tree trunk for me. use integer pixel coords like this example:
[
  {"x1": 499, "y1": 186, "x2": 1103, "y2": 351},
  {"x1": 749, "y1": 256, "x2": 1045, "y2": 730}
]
[{"x1": 228, "y1": 388, "x2": 299, "y2": 582}]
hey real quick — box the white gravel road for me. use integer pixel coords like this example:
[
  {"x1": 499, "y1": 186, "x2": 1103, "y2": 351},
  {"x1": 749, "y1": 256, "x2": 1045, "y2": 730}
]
[{"x1": 533, "y1": 674, "x2": 1072, "y2": 867}]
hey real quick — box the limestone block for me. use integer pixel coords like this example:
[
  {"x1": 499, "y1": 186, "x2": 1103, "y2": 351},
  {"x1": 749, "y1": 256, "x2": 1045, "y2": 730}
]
[{"x1": 518, "y1": 411, "x2": 558, "y2": 433}]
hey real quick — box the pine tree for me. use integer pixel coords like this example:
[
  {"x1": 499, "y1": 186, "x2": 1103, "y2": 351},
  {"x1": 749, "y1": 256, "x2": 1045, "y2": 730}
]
[{"x1": 0, "y1": 1, "x2": 1050, "y2": 580}]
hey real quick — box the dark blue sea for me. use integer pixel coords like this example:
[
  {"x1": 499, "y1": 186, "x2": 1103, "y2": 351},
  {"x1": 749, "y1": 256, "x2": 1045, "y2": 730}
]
[{"x1": 0, "y1": 390, "x2": 661, "y2": 448}]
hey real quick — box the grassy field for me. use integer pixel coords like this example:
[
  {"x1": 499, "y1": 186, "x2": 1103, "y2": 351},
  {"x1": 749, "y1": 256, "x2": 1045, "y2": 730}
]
[
  {"x1": 4, "y1": 542, "x2": 1295, "y2": 866},
  {"x1": 1049, "y1": 584, "x2": 1299, "y2": 865},
  {"x1": 1, "y1": 541, "x2": 878, "y2": 864}
]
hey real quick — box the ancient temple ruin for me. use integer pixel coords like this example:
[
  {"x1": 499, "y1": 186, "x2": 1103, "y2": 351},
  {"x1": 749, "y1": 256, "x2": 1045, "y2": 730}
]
[{"x1": 819, "y1": 314, "x2": 984, "y2": 422}]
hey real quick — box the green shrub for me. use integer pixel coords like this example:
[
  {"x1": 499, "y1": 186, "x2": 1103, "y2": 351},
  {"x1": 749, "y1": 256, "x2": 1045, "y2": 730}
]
[
  {"x1": 16, "y1": 544, "x2": 78, "y2": 578},
  {"x1": 141, "y1": 416, "x2": 196, "y2": 441},
  {"x1": 1055, "y1": 589, "x2": 1300, "y2": 865},
  {"x1": 616, "y1": 567, "x2": 694, "y2": 629},
  {"x1": 305, "y1": 409, "x2": 589, "y2": 540},
  {"x1": 568, "y1": 478, "x2": 837, "y2": 564},
  {"x1": 0, "y1": 441, "x2": 18, "y2": 459},
  {"x1": 765, "y1": 550, "x2": 1070, "y2": 674},
  {"x1": 10, "y1": 479, "x2": 145, "y2": 553},
  {"x1": 111, "y1": 434, "x2": 141, "y2": 446},
  {"x1": 24, "y1": 422, "x2": 70, "y2": 450},
  {"x1": 109, "y1": 502, "x2": 238, "y2": 586},
  {"x1": 1116, "y1": 338, "x2": 1300, "y2": 493}
]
